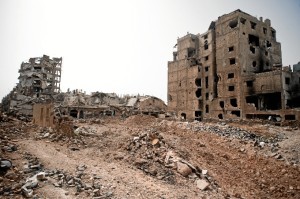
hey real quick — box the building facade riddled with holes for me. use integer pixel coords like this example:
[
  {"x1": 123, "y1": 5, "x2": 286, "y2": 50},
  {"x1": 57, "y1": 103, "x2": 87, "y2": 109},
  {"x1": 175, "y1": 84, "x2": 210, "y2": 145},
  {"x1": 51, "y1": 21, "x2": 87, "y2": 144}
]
[{"x1": 168, "y1": 9, "x2": 300, "y2": 121}]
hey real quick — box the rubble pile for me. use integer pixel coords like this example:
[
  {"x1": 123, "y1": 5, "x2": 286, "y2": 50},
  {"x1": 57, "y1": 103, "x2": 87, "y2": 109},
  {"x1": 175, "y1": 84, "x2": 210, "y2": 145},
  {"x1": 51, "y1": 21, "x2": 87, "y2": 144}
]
[
  {"x1": 125, "y1": 129, "x2": 218, "y2": 190},
  {"x1": 44, "y1": 165, "x2": 114, "y2": 198},
  {"x1": 169, "y1": 121, "x2": 283, "y2": 144},
  {"x1": 35, "y1": 126, "x2": 86, "y2": 149}
]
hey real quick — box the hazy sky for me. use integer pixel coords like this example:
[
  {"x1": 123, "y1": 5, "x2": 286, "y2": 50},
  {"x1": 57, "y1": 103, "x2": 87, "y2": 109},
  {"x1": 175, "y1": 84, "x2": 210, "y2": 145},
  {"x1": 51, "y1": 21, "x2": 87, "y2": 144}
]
[{"x1": 1, "y1": 0, "x2": 300, "y2": 102}]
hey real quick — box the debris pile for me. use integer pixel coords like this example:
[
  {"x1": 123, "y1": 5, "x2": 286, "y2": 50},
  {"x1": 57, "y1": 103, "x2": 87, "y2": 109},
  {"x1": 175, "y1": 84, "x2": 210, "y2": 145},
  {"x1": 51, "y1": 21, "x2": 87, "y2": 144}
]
[{"x1": 126, "y1": 129, "x2": 218, "y2": 190}]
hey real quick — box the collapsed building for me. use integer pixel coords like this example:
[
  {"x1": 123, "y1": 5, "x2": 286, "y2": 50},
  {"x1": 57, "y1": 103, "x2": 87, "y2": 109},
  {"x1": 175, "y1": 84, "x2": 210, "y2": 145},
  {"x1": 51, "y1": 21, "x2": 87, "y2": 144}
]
[
  {"x1": 2, "y1": 55, "x2": 62, "y2": 115},
  {"x1": 168, "y1": 9, "x2": 300, "y2": 122},
  {"x1": 54, "y1": 90, "x2": 167, "y2": 119}
]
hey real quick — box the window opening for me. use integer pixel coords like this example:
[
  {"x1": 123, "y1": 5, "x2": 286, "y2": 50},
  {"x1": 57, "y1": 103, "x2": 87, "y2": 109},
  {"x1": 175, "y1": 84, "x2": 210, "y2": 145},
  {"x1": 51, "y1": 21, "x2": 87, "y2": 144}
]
[
  {"x1": 246, "y1": 81, "x2": 253, "y2": 87},
  {"x1": 230, "y1": 58, "x2": 236, "y2": 65},
  {"x1": 248, "y1": 34, "x2": 259, "y2": 46},
  {"x1": 285, "y1": 77, "x2": 290, "y2": 85},
  {"x1": 228, "y1": 73, "x2": 234, "y2": 79},
  {"x1": 229, "y1": 19, "x2": 238, "y2": 28},
  {"x1": 250, "y1": 21, "x2": 256, "y2": 29},
  {"x1": 263, "y1": 27, "x2": 267, "y2": 34},
  {"x1": 240, "y1": 18, "x2": 246, "y2": 24},
  {"x1": 220, "y1": 101, "x2": 224, "y2": 108},
  {"x1": 195, "y1": 88, "x2": 202, "y2": 98},
  {"x1": 231, "y1": 111, "x2": 241, "y2": 117},
  {"x1": 195, "y1": 78, "x2": 201, "y2": 87},
  {"x1": 228, "y1": 86, "x2": 235, "y2": 91},
  {"x1": 230, "y1": 98, "x2": 238, "y2": 107}
]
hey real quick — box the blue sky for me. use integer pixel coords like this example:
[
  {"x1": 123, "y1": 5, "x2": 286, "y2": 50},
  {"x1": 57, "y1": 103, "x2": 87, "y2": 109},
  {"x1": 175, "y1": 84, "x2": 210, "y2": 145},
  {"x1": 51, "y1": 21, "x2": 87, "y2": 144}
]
[{"x1": 0, "y1": 0, "x2": 299, "y2": 102}]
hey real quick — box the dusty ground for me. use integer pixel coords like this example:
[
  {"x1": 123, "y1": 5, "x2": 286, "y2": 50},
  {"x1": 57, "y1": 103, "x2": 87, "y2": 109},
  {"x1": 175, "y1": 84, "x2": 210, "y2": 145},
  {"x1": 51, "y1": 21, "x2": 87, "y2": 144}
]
[{"x1": 1, "y1": 114, "x2": 300, "y2": 198}]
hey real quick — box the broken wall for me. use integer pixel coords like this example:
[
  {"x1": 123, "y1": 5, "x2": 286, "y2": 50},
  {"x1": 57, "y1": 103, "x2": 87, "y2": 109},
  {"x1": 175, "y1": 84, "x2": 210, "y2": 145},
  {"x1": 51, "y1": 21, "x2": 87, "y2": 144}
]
[{"x1": 32, "y1": 103, "x2": 55, "y2": 127}]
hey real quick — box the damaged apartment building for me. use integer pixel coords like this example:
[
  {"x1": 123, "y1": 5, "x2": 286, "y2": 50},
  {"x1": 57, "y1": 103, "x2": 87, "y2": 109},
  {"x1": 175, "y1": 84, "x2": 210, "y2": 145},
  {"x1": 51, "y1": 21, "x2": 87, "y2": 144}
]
[
  {"x1": 168, "y1": 9, "x2": 300, "y2": 122},
  {"x1": 2, "y1": 55, "x2": 62, "y2": 115}
]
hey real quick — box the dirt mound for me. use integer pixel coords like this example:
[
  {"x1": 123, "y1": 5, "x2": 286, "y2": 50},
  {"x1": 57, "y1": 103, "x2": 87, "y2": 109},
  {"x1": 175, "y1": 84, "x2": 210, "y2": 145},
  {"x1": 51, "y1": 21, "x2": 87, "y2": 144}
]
[{"x1": 123, "y1": 114, "x2": 156, "y2": 126}]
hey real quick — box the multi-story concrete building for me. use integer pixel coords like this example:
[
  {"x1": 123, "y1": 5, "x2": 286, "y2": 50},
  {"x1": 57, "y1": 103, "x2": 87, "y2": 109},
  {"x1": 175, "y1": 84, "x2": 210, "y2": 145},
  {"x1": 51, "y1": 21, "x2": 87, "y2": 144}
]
[
  {"x1": 2, "y1": 55, "x2": 62, "y2": 115},
  {"x1": 168, "y1": 9, "x2": 300, "y2": 121}
]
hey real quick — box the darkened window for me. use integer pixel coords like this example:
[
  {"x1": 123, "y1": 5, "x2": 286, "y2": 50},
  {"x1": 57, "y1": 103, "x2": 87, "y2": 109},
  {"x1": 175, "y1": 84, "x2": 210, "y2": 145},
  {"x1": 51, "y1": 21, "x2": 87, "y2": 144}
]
[
  {"x1": 266, "y1": 40, "x2": 272, "y2": 48},
  {"x1": 263, "y1": 27, "x2": 267, "y2": 34},
  {"x1": 250, "y1": 21, "x2": 256, "y2": 29},
  {"x1": 230, "y1": 58, "x2": 236, "y2": 65},
  {"x1": 195, "y1": 88, "x2": 202, "y2": 98},
  {"x1": 205, "y1": 93, "x2": 209, "y2": 100},
  {"x1": 195, "y1": 78, "x2": 201, "y2": 87},
  {"x1": 229, "y1": 19, "x2": 238, "y2": 28},
  {"x1": 228, "y1": 73, "x2": 234, "y2": 79},
  {"x1": 252, "y1": 61, "x2": 257, "y2": 67},
  {"x1": 220, "y1": 101, "x2": 224, "y2": 108},
  {"x1": 231, "y1": 111, "x2": 241, "y2": 117},
  {"x1": 205, "y1": 105, "x2": 209, "y2": 113},
  {"x1": 228, "y1": 46, "x2": 234, "y2": 52},
  {"x1": 265, "y1": 51, "x2": 268, "y2": 56},
  {"x1": 205, "y1": 56, "x2": 209, "y2": 61},
  {"x1": 266, "y1": 61, "x2": 269, "y2": 67},
  {"x1": 228, "y1": 85, "x2": 235, "y2": 91},
  {"x1": 203, "y1": 34, "x2": 208, "y2": 39},
  {"x1": 246, "y1": 81, "x2": 253, "y2": 87},
  {"x1": 195, "y1": 111, "x2": 202, "y2": 118},
  {"x1": 230, "y1": 98, "x2": 237, "y2": 107},
  {"x1": 179, "y1": 81, "x2": 181, "y2": 87},
  {"x1": 271, "y1": 30, "x2": 276, "y2": 39},
  {"x1": 205, "y1": 66, "x2": 209, "y2": 72},
  {"x1": 188, "y1": 48, "x2": 195, "y2": 57},
  {"x1": 285, "y1": 115, "x2": 296, "y2": 120},
  {"x1": 205, "y1": 77, "x2": 208, "y2": 88},
  {"x1": 249, "y1": 34, "x2": 259, "y2": 46},
  {"x1": 218, "y1": 114, "x2": 223, "y2": 119},
  {"x1": 240, "y1": 18, "x2": 246, "y2": 24},
  {"x1": 204, "y1": 40, "x2": 208, "y2": 50},
  {"x1": 285, "y1": 77, "x2": 290, "y2": 85}
]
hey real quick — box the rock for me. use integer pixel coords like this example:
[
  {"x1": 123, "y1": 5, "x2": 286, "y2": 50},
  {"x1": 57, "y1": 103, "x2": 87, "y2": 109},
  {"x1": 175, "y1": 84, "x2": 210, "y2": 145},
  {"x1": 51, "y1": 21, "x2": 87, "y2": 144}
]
[
  {"x1": 53, "y1": 182, "x2": 61, "y2": 187},
  {"x1": 275, "y1": 154, "x2": 282, "y2": 159},
  {"x1": 176, "y1": 162, "x2": 192, "y2": 177},
  {"x1": 196, "y1": 179, "x2": 210, "y2": 190},
  {"x1": 202, "y1": 170, "x2": 208, "y2": 175},
  {"x1": 21, "y1": 187, "x2": 33, "y2": 198},
  {"x1": 4, "y1": 170, "x2": 18, "y2": 180},
  {"x1": 134, "y1": 158, "x2": 148, "y2": 166},
  {"x1": 259, "y1": 142, "x2": 265, "y2": 148},
  {"x1": 151, "y1": 138, "x2": 160, "y2": 146},
  {"x1": 36, "y1": 172, "x2": 46, "y2": 181},
  {"x1": 43, "y1": 133, "x2": 50, "y2": 138},
  {"x1": 67, "y1": 178, "x2": 74, "y2": 185}
]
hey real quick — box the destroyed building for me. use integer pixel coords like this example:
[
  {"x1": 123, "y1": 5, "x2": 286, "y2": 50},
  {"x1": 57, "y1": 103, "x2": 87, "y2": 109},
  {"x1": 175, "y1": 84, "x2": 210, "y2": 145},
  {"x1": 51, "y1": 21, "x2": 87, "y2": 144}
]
[
  {"x1": 168, "y1": 9, "x2": 300, "y2": 121},
  {"x1": 55, "y1": 90, "x2": 167, "y2": 119},
  {"x1": 2, "y1": 55, "x2": 62, "y2": 115}
]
